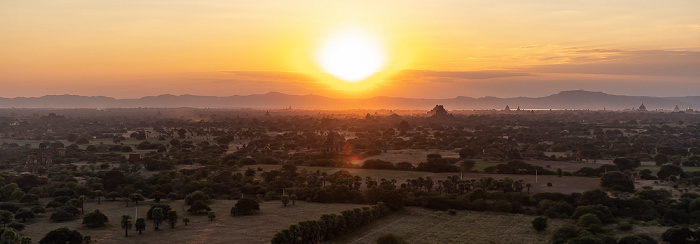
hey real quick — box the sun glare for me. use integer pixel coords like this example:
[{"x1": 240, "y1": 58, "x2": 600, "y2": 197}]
[{"x1": 317, "y1": 29, "x2": 386, "y2": 82}]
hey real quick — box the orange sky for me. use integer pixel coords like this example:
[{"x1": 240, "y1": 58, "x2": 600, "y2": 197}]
[{"x1": 1, "y1": 1, "x2": 699, "y2": 98}]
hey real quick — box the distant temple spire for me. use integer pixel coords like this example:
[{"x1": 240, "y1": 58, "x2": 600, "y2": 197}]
[
  {"x1": 504, "y1": 105, "x2": 510, "y2": 111},
  {"x1": 638, "y1": 103, "x2": 647, "y2": 111}
]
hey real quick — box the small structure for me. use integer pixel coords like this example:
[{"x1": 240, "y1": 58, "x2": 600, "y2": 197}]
[
  {"x1": 427, "y1": 105, "x2": 449, "y2": 117},
  {"x1": 674, "y1": 105, "x2": 680, "y2": 112},
  {"x1": 639, "y1": 144, "x2": 650, "y2": 160},
  {"x1": 688, "y1": 106, "x2": 694, "y2": 112},
  {"x1": 504, "y1": 105, "x2": 511, "y2": 111},
  {"x1": 638, "y1": 103, "x2": 647, "y2": 111}
]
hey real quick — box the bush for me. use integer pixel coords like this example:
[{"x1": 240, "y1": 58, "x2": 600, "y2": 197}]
[
  {"x1": 577, "y1": 213, "x2": 603, "y2": 232},
  {"x1": 617, "y1": 221, "x2": 633, "y2": 231},
  {"x1": 618, "y1": 234, "x2": 658, "y2": 244},
  {"x1": 662, "y1": 227, "x2": 692, "y2": 244},
  {"x1": 551, "y1": 225, "x2": 579, "y2": 244},
  {"x1": 7, "y1": 222, "x2": 25, "y2": 231},
  {"x1": 376, "y1": 233, "x2": 408, "y2": 244},
  {"x1": 82, "y1": 209, "x2": 109, "y2": 228},
  {"x1": 147, "y1": 204, "x2": 171, "y2": 220},
  {"x1": 187, "y1": 201, "x2": 211, "y2": 214},
  {"x1": 184, "y1": 191, "x2": 209, "y2": 205},
  {"x1": 39, "y1": 227, "x2": 83, "y2": 244},
  {"x1": 235, "y1": 198, "x2": 260, "y2": 215},
  {"x1": 601, "y1": 171, "x2": 635, "y2": 192},
  {"x1": 531, "y1": 216, "x2": 548, "y2": 231},
  {"x1": 50, "y1": 210, "x2": 73, "y2": 222}
]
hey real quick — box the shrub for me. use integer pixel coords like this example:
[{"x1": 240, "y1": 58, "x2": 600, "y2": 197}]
[
  {"x1": 577, "y1": 213, "x2": 603, "y2": 232},
  {"x1": 184, "y1": 191, "x2": 209, "y2": 205},
  {"x1": 235, "y1": 198, "x2": 260, "y2": 215},
  {"x1": 39, "y1": 227, "x2": 83, "y2": 244},
  {"x1": 187, "y1": 201, "x2": 211, "y2": 214},
  {"x1": 617, "y1": 221, "x2": 633, "y2": 231},
  {"x1": 82, "y1": 209, "x2": 109, "y2": 228},
  {"x1": 531, "y1": 216, "x2": 548, "y2": 231},
  {"x1": 50, "y1": 210, "x2": 73, "y2": 222},
  {"x1": 376, "y1": 233, "x2": 408, "y2": 244},
  {"x1": 551, "y1": 225, "x2": 579, "y2": 244},
  {"x1": 618, "y1": 234, "x2": 658, "y2": 244},
  {"x1": 147, "y1": 204, "x2": 171, "y2": 220}
]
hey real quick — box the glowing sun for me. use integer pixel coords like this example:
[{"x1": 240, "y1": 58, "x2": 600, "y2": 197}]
[{"x1": 317, "y1": 29, "x2": 386, "y2": 82}]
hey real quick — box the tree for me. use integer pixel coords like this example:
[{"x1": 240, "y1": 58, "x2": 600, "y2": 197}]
[
  {"x1": 290, "y1": 194, "x2": 297, "y2": 205},
  {"x1": 654, "y1": 154, "x2": 669, "y2": 166},
  {"x1": 531, "y1": 216, "x2": 548, "y2": 231},
  {"x1": 662, "y1": 227, "x2": 692, "y2": 244},
  {"x1": 184, "y1": 191, "x2": 209, "y2": 205},
  {"x1": 0, "y1": 228, "x2": 19, "y2": 244},
  {"x1": 135, "y1": 218, "x2": 146, "y2": 234},
  {"x1": 151, "y1": 208, "x2": 164, "y2": 230},
  {"x1": 129, "y1": 193, "x2": 145, "y2": 205},
  {"x1": 77, "y1": 195, "x2": 87, "y2": 214},
  {"x1": 208, "y1": 211, "x2": 216, "y2": 221},
  {"x1": 167, "y1": 210, "x2": 178, "y2": 228},
  {"x1": 50, "y1": 210, "x2": 73, "y2": 222},
  {"x1": 14, "y1": 210, "x2": 35, "y2": 222},
  {"x1": 82, "y1": 209, "x2": 108, "y2": 228},
  {"x1": 147, "y1": 204, "x2": 171, "y2": 219},
  {"x1": 148, "y1": 192, "x2": 166, "y2": 203},
  {"x1": 182, "y1": 217, "x2": 190, "y2": 226},
  {"x1": 0, "y1": 210, "x2": 13, "y2": 227},
  {"x1": 93, "y1": 190, "x2": 103, "y2": 204},
  {"x1": 45, "y1": 201, "x2": 61, "y2": 210},
  {"x1": 39, "y1": 227, "x2": 83, "y2": 244},
  {"x1": 121, "y1": 215, "x2": 132, "y2": 237},
  {"x1": 235, "y1": 198, "x2": 260, "y2": 215},
  {"x1": 600, "y1": 171, "x2": 635, "y2": 192},
  {"x1": 281, "y1": 195, "x2": 290, "y2": 207},
  {"x1": 577, "y1": 213, "x2": 602, "y2": 233},
  {"x1": 460, "y1": 160, "x2": 475, "y2": 173},
  {"x1": 613, "y1": 157, "x2": 641, "y2": 171},
  {"x1": 187, "y1": 201, "x2": 211, "y2": 214},
  {"x1": 19, "y1": 194, "x2": 39, "y2": 204},
  {"x1": 657, "y1": 165, "x2": 683, "y2": 180}
]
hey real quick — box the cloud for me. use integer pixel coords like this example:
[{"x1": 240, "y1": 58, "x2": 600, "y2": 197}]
[
  {"x1": 390, "y1": 69, "x2": 533, "y2": 81},
  {"x1": 528, "y1": 49, "x2": 700, "y2": 77},
  {"x1": 223, "y1": 71, "x2": 318, "y2": 82}
]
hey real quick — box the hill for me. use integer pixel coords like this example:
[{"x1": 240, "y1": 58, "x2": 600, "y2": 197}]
[{"x1": 1, "y1": 90, "x2": 698, "y2": 110}]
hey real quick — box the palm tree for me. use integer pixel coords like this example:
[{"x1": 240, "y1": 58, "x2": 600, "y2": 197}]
[
  {"x1": 526, "y1": 183, "x2": 533, "y2": 194},
  {"x1": 121, "y1": 215, "x2": 132, "y2": 237}
]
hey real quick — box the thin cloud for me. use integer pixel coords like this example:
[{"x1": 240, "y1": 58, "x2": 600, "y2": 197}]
[
  {"x1": 224, "y1": 71, "x2": 318, "y2": 82},
  {"x1": 528, "y1": 49, "x2": 700, "y2": 77},
  {"x1": 390, "y1": 69, "x2": 533, "y2": 81}
]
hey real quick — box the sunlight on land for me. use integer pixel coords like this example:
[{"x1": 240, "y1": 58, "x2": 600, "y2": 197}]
[{"x1": 316, "y1": 28, "x2": 386, "y2": 82}]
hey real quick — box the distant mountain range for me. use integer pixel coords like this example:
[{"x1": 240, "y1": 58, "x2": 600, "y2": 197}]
[{"x1": 1, "y1": 90, "x2": 699, "y2": 110}]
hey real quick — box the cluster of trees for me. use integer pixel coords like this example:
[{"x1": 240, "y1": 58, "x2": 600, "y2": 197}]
[{"x1": 271, "y1": 202, "x2": 391, "y2": 243}]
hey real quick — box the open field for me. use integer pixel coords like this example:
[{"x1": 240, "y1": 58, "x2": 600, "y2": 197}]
[
  {"x1": 363, "y1": 149, "x2": 460, "y2": 164},
  {"x1": 20, "y1": 199, "x2": 364, "y2": 244},
  {"x1": 244, "y1": 165, "x2": 603, "y2": 194},
  {"x1": 331, "y1": 207, "x2": 666, "y2": 244}
]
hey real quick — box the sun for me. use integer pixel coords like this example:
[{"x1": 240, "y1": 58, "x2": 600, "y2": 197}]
[{"x1": 316, "y1": 29, "x2": 386, "y2": 82}]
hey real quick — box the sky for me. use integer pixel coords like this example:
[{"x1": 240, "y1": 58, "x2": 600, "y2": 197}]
[{"x1": 1, "y1": 0, "x2": 699, "y2": 99}]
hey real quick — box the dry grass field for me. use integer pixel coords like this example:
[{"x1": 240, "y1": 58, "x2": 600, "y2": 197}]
[
  {"x1": 331, "y1": 207, "x2": 666, "y2": 244},
  {"x1": 19, "y1": 199, "x2": 364, "y2": 244}
]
